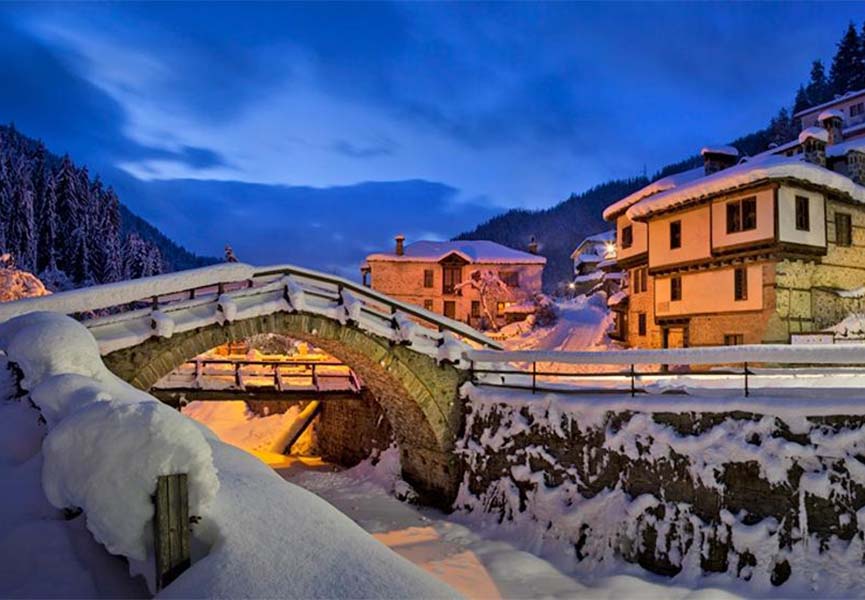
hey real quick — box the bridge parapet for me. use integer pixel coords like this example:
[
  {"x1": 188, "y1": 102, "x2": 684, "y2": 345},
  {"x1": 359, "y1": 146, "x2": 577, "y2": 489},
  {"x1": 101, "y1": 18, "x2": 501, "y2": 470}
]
[{"x1": 0, "y1": 263, "x2": 500, "y2": 362}]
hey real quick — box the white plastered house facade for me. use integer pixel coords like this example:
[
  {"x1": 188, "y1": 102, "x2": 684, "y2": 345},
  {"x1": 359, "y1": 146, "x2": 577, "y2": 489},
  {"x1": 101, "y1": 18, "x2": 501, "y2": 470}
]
[{"x1": 603, "y1": 96, "x2": 865, "y2": 349}]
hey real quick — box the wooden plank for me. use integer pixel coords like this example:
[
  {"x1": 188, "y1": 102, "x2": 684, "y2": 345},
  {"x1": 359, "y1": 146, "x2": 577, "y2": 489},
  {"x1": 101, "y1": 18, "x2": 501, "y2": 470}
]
[{"x1": 154, "y1": 474, "x2": 191, "y2": 591}]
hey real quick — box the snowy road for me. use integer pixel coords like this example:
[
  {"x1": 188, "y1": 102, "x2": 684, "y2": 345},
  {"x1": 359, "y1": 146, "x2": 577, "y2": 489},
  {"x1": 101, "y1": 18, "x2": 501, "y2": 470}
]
[{"x1": 277, "y1": 454, "x2": 743, "y2": 600}]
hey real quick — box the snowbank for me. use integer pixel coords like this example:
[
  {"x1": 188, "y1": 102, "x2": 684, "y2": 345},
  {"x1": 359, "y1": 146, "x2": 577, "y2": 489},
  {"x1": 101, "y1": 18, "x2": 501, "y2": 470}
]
[
  {"x1": 0, "y1": 312, "x2": 219, "y2": 562},
  {"x1": 0, "y1": 313, "x2": 457, "y2": 598}
]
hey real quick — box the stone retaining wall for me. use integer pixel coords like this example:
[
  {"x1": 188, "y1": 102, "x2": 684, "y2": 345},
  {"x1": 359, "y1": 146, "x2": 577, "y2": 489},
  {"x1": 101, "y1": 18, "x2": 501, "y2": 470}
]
[{"x1": 456, "y1": 386, "x2": 865, "y2": 591}]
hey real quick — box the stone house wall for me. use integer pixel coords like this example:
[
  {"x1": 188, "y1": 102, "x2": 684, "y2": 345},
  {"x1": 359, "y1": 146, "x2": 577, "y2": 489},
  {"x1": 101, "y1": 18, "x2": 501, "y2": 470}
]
[{"x1": 367, "y1": 259, "x2": 544, "y2": 327}]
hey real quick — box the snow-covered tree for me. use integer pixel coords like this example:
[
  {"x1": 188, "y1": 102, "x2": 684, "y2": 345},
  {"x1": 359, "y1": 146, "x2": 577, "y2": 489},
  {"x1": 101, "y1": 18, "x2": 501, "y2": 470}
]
[
  {"x1": 123, "y1": 233, "x2": 163, "y2": 280},
  {"x1": 6, "y1": 156, "x2": 37, "y2": 272},
  {"x1": 455, "y1": 269, "x2": 513, "y2": 331}
]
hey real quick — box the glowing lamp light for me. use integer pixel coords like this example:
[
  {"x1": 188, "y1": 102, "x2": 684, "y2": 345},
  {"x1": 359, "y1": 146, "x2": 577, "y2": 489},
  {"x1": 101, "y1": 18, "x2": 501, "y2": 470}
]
[
  {"x1": 568, "y1": 282, "x2": 576, "y2": 290},
  {"x1": 604, "y1": 242, "x2": 617, "y2": 258}
]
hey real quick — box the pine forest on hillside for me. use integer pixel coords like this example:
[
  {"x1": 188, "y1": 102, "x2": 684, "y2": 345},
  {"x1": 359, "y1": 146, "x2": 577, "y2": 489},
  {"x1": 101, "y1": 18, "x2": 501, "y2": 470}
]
[{"x1": 0, "y1": 124, "x2": 212, "y2": 290}]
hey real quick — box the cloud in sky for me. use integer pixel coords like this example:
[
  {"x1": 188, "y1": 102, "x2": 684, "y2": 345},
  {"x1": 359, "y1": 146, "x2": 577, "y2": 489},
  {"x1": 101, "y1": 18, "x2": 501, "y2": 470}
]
[{"x1": 1, "y1": 2, "x2": 864, "y2": 268}]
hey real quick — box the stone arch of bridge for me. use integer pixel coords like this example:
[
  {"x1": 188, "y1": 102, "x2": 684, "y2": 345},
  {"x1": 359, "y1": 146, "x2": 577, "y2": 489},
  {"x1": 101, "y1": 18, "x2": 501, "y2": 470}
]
[{"x1": 102, "y1": 311, "x2": 468, "y2": 506}]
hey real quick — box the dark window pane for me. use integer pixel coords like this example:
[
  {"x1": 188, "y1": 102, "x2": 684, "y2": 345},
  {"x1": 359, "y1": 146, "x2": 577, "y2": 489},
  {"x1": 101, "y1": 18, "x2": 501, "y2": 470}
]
[
  {"x1": 622, "y1": 225, "x2": 633, "y2": 249},
  {"x1": 671, "y1": 277, "x2": 682, "y2": 301},
  {"x1": 734, "y1": 267, "x2": 748, "y2": 301},
  {"x1": 727, "y1": 202, "x2": 741, "y2": 233},
  {"x1": 670, "y1": 221, "x2": 681, "y2": 249},
  {"x1": 742, "y1": 198, "x2": 757, "y2": 230},
  {"x1": 836, "y1": 212, "x2": 852, "y2": 246},
  {"x1": 795, "y1": 196, "x2": 810, "y2": 231}
]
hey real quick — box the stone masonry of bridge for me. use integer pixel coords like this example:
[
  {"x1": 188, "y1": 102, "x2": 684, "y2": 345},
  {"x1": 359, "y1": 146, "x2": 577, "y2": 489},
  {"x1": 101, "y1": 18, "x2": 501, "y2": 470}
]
[{"x1": 103, "y1": 311, "x2": 469, "y2": 507}]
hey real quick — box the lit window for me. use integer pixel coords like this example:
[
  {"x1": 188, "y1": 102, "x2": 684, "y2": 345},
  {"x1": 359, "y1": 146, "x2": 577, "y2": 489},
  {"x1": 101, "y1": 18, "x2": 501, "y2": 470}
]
[{"x1": 424, "y1": 299, "x2": 434, "y2": 311}]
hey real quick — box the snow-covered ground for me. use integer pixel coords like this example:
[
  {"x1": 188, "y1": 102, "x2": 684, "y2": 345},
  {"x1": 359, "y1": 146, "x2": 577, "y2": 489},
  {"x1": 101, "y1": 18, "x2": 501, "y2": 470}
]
[
  {"x1": 502, "y1": 294, "x2": 614, "y2": 353},
  {"x1": 180, "y1": 396, "x2": 747, "y2": 599},
  {"x1": 281, "y1": 453, "x2": 747, "y2": 600}
]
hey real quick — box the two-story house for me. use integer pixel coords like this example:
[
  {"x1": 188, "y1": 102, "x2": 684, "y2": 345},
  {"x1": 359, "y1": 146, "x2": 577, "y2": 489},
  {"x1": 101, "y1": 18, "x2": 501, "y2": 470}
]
[
  {"x1": 605, "y1": 99, "x2": 865, "y2": 348},
  {"x1": 362, "y1": 237, "x2": 546, "y2": 329}
]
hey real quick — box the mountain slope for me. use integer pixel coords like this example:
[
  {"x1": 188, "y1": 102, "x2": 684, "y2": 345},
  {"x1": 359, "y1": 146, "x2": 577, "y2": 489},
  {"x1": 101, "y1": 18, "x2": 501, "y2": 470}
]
[
  {"x1": 0, "y1": 123, "x2": 215, "y2": 288},
  {"x1": 456, "y1": 178, "x2": 647, "y2": 290}
]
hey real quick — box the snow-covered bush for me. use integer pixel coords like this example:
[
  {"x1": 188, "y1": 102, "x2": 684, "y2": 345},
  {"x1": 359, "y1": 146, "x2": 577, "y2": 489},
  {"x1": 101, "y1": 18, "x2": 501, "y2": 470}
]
[{"x1": 531, "y1": 293, "x2": 558, "y2": 328}]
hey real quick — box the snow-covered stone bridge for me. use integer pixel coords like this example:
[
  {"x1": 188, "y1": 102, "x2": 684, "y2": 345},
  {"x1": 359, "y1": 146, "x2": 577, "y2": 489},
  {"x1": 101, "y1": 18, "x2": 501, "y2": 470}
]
[{"x1": 0, "y1": 263, "x2": 502, "y2": 504}]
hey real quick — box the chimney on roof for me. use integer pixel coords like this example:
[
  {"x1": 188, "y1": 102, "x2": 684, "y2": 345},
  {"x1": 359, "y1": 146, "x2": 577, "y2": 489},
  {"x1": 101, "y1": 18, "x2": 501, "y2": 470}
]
[
  {"x1": 799, "y1": 127, "x2": 828, "y2": 167},
  {"x1": 818, "y1": 110, "x2": 844, "y2": 145},
  {"x1": 528, "y1": 236, "x2": 539, "y2": 255},
  {"x1": 700, "y1": 146, "x2": 739, "y2": 176},
  {"x1": 394, "y1": 234, "x2": 405, "y2": 256}
]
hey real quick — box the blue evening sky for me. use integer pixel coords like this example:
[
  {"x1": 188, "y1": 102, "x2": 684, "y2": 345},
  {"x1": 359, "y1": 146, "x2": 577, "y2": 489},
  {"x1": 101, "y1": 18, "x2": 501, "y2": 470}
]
[{"x1": 1, "y1": 2, "x2": 863, "y2": 275}]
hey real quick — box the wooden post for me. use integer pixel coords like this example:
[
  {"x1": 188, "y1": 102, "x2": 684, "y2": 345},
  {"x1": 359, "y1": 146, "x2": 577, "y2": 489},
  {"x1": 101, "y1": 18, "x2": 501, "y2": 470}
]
[
  {"x1": 194, "y1": 360, "x2": 202, "y2": 389},
  {"x1": 153, "y1": 474, "x2": 190, "y2": 591},
  {"x1": 531, "y1": 361, "x2": 537, "y2": 394},
  {"x1": 744, "y1": 361, "x2": 750, "y2": 397},
  {"x1": 234, "y1": 362, "x2": 243, "y2": 389},
  {"x1": 630, "y1": 364, "x2": 636, "y2": 397},
  {"x1": 311, "y1": 363, "x2": 318, "y2": 390}
]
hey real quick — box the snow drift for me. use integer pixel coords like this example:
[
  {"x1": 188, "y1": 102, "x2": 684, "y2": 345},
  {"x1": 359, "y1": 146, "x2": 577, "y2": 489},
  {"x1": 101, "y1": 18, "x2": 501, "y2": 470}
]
[
  {"x1": 0, "y1": 312, "x2": 219, "y2": 562},
  {"x1": 0, "y1": 312, "x2": 457, "y2": 598}
]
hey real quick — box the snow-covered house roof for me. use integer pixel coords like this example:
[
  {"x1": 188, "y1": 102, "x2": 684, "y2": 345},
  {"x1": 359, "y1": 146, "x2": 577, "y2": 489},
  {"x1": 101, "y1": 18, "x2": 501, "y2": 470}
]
[
  {"x1": 701, "y1": 145, "x2": 739, "y2": 157},
  {"x1": 366, "y1": 240, "x2": 546, "y2": 265},
  {"x1": 794, "y1": 88, "x2": 865, "y2": 118},
  {"x1": 626, "y1": 155, "x2": 865, "y2": 221},
  {"x1": 602, "y1": 167, "x2": 704, "y2": 221},
  {"x1": 799, "y1": 126, "x2": 830, "y2": 144},
  {"x1": 827, "y1": 137, "x2": 865, "y2": 158},
  {"x1": 819, "y1": 109, "x2": 846, "y2": 122},
  {"x1": 569, "y1": 230, "x2": 614, "y2": 260}
]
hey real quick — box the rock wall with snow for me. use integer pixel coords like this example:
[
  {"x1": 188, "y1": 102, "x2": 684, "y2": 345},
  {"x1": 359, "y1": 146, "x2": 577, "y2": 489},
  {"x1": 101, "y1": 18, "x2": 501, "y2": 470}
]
[{"x1": 456, "y1": 384, "x2": 865, "y2": 594}]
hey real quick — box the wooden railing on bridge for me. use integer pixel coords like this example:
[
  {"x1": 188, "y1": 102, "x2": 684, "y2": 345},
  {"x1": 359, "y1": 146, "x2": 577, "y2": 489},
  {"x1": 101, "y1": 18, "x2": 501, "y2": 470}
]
[
  {"x1": 464, "y1": 344, "x2": 865, "y2": 397},
  {"x1": 154, "y1": 358, "x2": 360, "y2": 394}
]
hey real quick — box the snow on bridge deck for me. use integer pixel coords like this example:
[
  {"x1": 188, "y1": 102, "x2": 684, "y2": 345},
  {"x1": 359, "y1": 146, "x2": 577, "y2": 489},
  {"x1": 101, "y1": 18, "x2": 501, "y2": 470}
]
[{"x1": 0, "y1": 263, "x2": 501, "y2": 361}]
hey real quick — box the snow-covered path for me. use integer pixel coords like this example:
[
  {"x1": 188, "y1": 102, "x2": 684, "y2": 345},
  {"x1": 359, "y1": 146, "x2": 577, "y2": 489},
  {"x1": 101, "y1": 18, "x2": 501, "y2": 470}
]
[
  {"x1": 279, "y1": 456, "x2": 743, "y2": 600},
  {"x1": 503, "y1": 295, "x2": 613, "y2": 353}
]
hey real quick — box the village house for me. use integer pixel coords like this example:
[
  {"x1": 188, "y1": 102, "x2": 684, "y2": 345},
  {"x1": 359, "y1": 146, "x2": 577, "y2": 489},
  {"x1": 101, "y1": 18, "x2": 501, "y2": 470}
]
[
  {"x1": 604, "y1": 89, "x2": 865, "y2": 348},
  {"x1": 362, "y1": 237, "x2": 545, "y2": 330},
  {"x1": 570, "y1": 230, "x2": 619, "y2": 296}
]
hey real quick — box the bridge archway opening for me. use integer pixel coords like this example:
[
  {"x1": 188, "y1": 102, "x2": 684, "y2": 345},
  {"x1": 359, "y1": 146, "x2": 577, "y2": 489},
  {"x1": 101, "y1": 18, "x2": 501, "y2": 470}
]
[{"x1": 103, "y1": 312, "x2": 467, "y2": 507}]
